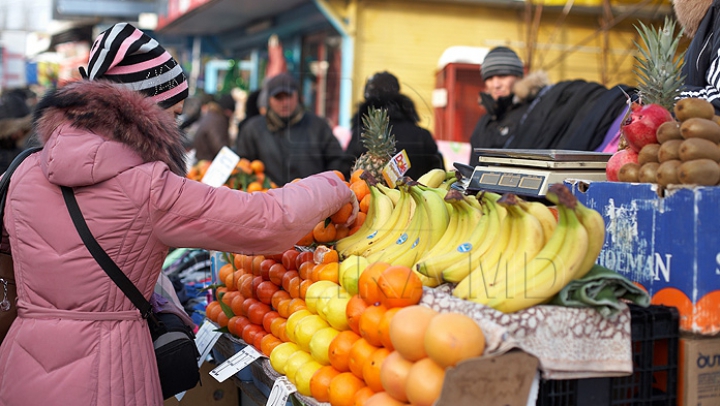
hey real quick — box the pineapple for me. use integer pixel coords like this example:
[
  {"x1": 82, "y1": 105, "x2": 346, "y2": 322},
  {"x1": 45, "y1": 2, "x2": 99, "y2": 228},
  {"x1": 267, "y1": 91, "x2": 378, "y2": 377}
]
[
  {"x1": 353, "y1": 106, "x2": 396, "y2": 182},
  {"x1": 633, "y1": 17, "x2": 686, "y2": 111}
]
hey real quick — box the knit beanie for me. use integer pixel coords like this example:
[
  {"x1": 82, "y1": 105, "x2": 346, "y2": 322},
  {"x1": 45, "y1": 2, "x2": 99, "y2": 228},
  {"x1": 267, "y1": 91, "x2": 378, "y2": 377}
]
[
  {"x1": 82, "y1": 22, "x2": 188, "y2": 109},
  {"x1": 481, "y1": 47, "x2": 524, "y2": 81},
  {"x1": 364, "y1": 71, "x2": 400, "y2": 99}
]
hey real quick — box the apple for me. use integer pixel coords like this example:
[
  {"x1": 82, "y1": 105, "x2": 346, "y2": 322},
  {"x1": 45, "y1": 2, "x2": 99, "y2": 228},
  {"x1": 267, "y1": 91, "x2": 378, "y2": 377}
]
[
  {"x1": 622, "y1": 102, "x2": 672, "y2": 152},
  {"x1": 606, "y1": 148, "x2": 639, "y2": 181}
]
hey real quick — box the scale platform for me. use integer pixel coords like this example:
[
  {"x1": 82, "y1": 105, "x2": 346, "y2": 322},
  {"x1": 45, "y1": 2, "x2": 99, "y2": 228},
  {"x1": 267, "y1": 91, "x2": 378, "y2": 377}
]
[{"x1": 454, "y1": 149, "x2": 612, "y2": 197}]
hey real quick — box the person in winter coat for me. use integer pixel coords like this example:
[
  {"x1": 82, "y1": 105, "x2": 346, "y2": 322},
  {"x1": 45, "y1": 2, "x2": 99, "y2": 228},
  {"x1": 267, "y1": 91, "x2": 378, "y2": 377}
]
[
  {"x1": 192, "y1": 93, "x2": 235, "y2": 160},
  {"x1": 0, "y1": 23, "x2": 357, "y2": 406},
  {"x1": 346, "y1": 71, "x2": 444, "y2": 181},
  {"x1": 236, "y1": 72, "x2": 353, "y2": 185},
  {"x1": 673, "y1": 0, "x2": 720, "y2": 112}
]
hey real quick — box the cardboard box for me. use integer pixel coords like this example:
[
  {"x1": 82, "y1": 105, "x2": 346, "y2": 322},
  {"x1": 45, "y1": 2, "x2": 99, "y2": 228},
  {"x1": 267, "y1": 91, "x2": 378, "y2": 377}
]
[
  {"x1": 567, "y1": 181, "x2": 720, "y2": 335},
  {"x1": 679, "y1": 336, "x2": 720, "y2": 406}
]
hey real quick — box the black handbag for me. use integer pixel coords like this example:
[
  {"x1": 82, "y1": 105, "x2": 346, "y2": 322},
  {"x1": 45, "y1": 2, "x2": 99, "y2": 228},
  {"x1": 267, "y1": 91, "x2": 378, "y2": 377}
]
[
  {"x1": 61, "y1": 186, "x2": 200, "y2": 399},
  {"x1": 0, "y1": 147, "x2": 42, "y2": 344}
]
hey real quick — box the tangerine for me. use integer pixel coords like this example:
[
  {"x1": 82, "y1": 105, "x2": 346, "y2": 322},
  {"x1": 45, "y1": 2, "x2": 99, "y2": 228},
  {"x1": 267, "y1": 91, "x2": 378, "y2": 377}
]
[
  {"x1": 250, "y1": 159, "x2": 265, "y2": 173},
  {"x1": 335, "y1": 224, "x2": 350, "y2": 241},
  {"x1": 346, "y1": 295, "x2": 369, "y2": 335},
  {"x1": 348, "y1": 212, "x2": 366, "y2": 235},
  {"x1": 330, "y1": 203, "x2": 354, "y2": 225},
  {"x1": 359, "y1": 194, "x2": 371, "y2": 214},
  {"x1": 349, "y1": 181, "x2": 370, "y2": 202},
  {"x1": 256, "y1": 281, "x2": 280, "y2": 305},
  {"x1": 271, "y1": 290, "x2": 291, "y2": 311},
  {"x1": 309, "y1": 365, "x2": 341, "y2": 403},
  {"x1": 332, "y1": 170, "x2": 346, "y2": 182},
  {"x1": 328, "y1": 372, "x2": 366, "y2": 406},
  {"x1": 288, "y1": 298, "x2": 307, "y2": 314},
  {"x1": 230, "y1": 294, "x2": 245, "y2": 316},
  {"x1": 362, "y1": 347, "x2": 390, "y2": 392},
  {"x1": 359, "y1": 304, "x2": 386, "y2": 347},
  {"x1": 352, "y1": 387, "x2": 375, "y2": 406},
  {"x1": 317, "y1": 262, "x2": 340, "y2": 284},
  {"x1": 313, "y1": 221, "x2": 337, "y2": 244},
  {"x1": 378, "y1": 307, "x2": 400, "y2": 350},
  {"x1": 328, "y1": 330, "x2": 361, "y2": 373},
  {"x1": 347, "y1": 338, "x2": 379, "y2": 379},
  {"x1": 218, "y1": 263, "x2": 234, "y2": 286},
  {"x1": 216, "y1": 311, "x2": 230, "y2": 328},
  {"x1": 205, "y1": 301, "x2": 222, "y2": 322},
  {"x1": 350, "y1": 169, "x2": 364, "y2": 184},
  {"x1": 299, "y1": 279, "x2": 312, "y2": 299},
  {"x1": 296, "y1": 231, "x2": 314, "y2": 247},
  {"x1": 270, "y1": 316, "x2": 287, "y2": 339},
  {"x1": 262, "y1": 311, "x2": 280, "y2": 333},
  {"x1": 359, "y1": 262, "x2": 390, "y2": 306},
  {"x1": 298, "y1": 261, "x2": 314, "y2": 280},
  {"x1": 227, "y1": 316, "x2": 241, "y2": 336},
  {"x1": 247, "y1": 302, "x2": 271, "y2": 325},
  {"x1": 260, "y1": 333, "x2": 282, "y2": 357},
  {"x1": 377, "y1": 266, "x2": 423, "y2": 308}
]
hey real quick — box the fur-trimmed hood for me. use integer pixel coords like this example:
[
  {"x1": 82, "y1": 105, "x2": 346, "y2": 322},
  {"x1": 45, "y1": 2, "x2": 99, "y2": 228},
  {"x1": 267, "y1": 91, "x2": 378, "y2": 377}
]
[
  {"x1": 673, "y1": 0, "x2": 713, "y2": 38},
  {"x1": 512, "y1": 71, "x2": 551, "y2": 103},
  {"x1": 33, "y1": 80, "x2": 186, "y2": 183}
]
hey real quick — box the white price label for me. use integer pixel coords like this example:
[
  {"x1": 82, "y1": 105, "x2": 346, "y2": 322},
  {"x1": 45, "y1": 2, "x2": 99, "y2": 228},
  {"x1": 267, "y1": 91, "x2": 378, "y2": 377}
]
[
  {"x1": 266, "y1": 376, "x2": 296, "y2": 406},
  {"x1": 201, "y1": 146, "x2": 240, "y2": 187},
  {"x1": 195, "y1": 321, "x2": 223, "y2": 367},
  {"x1": 209, "y1": 345, "x2": 262, "y2": 382}
]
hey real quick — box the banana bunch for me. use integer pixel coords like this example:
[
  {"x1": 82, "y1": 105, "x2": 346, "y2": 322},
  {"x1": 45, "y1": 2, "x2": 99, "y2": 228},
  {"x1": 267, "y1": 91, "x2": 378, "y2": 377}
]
[
  {"x1": 452, "y1": 184, "x2": 605, "y2": 313},
  {"x1": 416, "y1": 168, "x2": 458, "y2": 190}
]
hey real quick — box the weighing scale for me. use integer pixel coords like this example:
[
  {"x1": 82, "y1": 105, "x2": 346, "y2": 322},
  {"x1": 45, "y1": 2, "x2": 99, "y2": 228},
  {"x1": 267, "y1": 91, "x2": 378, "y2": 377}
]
[{"x1": 452, "y1": 149, "x2": 612, "y2": 198}]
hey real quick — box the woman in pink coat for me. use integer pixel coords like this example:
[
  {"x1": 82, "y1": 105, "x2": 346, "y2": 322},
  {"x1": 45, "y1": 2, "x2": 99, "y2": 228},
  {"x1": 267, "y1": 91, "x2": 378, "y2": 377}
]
[{"x1": 0, "y1": 23, "x2": 356, "y2": 406}]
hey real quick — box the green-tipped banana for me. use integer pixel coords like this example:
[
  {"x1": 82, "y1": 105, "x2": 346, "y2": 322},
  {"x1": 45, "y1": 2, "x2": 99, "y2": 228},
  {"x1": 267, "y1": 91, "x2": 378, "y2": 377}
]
[
  {"x1": 417, "y1": 168, "x2": 448, "y2": 188},
  {"x1": 518, "y1": 200, "x2": 557, "y2": 245},
  {"x1": 452, "y1": 194, "x2": 545, "y2": 302},
  {"x1": 336, "y1": 184, "x2": 394, "y2": 257},
  {"x1": 376, "y1": 183, "x2": 401, "y2": 206},
  {"x1": 488, "y1": 185, "x2": 588, "y2": 313}
]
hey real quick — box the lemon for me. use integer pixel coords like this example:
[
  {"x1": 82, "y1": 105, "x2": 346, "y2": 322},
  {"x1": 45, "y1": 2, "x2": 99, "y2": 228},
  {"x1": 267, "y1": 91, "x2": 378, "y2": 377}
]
[
  {"x1": 285, "y1": 309, "x2": 312, "y2": 343},
  {"x1": 269, "y1": 342, "x2": 301, "y2": 375},
  {"x1": 294, "y1": 360, "x2": 323, "y2": 396},
  {"x1": 324, "y1": 295, "x2": 351, "y2": 331},
  {"x1": 284, "y1": 350, "x2": 313, "y2": 385},
  {"x1": 304, "y1": 281, "x2": 340, "y2": 314},
  {"x1": 340, "y1": 255, "x2": 369, "y2": 295},
  {"x1": 294, "y1": 314, "x2": 330, "y2": 352},
  {"x1": 309, "y1": 327, "x2": 340, "y2": 365},
  {"x1": 317, "y1": 285, "x2": 349, "y2": 321}
]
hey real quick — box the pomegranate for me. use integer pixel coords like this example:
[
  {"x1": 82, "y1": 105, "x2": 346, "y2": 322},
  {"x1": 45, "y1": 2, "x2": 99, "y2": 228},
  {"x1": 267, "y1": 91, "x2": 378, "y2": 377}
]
[
  {"x1": 606, "y1": 148, "x2": 639, "y2": 181},
  {"x1": 621, "y1": 102, "x2": 672, "y2": 152}
]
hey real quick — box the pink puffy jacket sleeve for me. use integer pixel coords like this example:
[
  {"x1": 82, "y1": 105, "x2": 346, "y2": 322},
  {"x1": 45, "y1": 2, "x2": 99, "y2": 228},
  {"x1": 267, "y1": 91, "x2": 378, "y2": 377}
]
[{"x1": 149, "y1": 165, "x2": 353, "y2": 254}]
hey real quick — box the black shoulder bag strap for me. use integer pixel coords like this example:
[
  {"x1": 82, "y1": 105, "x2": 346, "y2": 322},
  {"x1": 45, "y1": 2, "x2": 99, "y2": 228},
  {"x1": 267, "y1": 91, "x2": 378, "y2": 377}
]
[
  {"x1": 0, "y1": 147, "x2": 43, "y2": 225},
  {"x1": 60, "y1": 186, "x2": 154, "y2": 320}
]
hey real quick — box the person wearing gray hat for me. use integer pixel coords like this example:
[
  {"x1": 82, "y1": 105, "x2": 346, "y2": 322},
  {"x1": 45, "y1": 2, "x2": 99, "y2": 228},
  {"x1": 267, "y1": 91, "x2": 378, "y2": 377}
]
[{"x1": 236, "y1": 72, "x2": 353, "y2": 185}]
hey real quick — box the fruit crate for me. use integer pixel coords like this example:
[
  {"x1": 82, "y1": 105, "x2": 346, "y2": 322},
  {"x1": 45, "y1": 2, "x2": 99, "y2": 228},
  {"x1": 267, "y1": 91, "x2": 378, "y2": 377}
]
[{"x1": 537, "y1": 304, "x2": 679, "y2": 406}]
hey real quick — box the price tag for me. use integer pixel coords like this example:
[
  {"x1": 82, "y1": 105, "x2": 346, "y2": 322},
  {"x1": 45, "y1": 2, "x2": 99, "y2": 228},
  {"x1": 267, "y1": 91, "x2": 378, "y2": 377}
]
[
  {"x1": 382, "y1": 149, "x2": 411, "y2": 187},
  {"x1": 209, "y1": 345, "x2": 262, "y2": 382},
  {"x1": 201, "y1": 146, "x2": 240, "y2": 187},
  {"x1": 195, "y1": 321, "x2": 223, "y2": 368},
  {"x1": 266, "y1": 376, "x2": 296, "y2": 406}
]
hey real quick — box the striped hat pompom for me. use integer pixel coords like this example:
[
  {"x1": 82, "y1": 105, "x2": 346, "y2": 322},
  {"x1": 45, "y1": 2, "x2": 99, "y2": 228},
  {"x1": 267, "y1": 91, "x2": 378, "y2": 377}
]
[{"x1": 84, "y1": 22, "x2": 188, "y2": 109}]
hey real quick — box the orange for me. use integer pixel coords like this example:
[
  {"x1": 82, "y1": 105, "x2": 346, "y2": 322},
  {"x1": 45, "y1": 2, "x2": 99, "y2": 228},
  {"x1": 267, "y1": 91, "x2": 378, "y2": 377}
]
[
  {"x1": 329, "y1": 330, "x2": 361, "y2": 373},
  {"x1": 310, "y1": 365, "x2": 341, "y2": 402},
  {"x1": 352, "y1": 387, "x2": 375, "y2": 406},
  {"x1": 317, "y1": 262, "x2": 340, "y2": 283},
  {"x1": 362, "y1": 347, "x2": 391, "y2": 392},
  {"x1": 230, "y1": 294, "x2": 246, "y2": 316},
  {"x1": 328, "y1": 372, "x2": 366, "y2": 406},
  {"x1": 348, "y1": 212, "x2": 366, "y2": 235},
  {"x1": 218, "y1": 263, "x2": 235, "y2": 286},
  {"x1": 359, "y1": 194, "x2": 371, "y2": 214},
  {"x1": 335, "y1": 225, "x2": 350, "y2": 241},
  {"x1": 347, "y1": 338, "x2": 379, "y2": 379},
  {"x1": 313, "y1": 221, "x2": 337, "y2": 244},
  {"x1": 350, "y1": 169, "x2": 364, "y2": 184},
  {"x1": 250, "y1": 159, "x2": 265, "y2": 173},
  {"x1": 350, "y1": 181, "x2": 370, "y2": 202},
  {"x1": 271, "y1": 290, "x2": 291, "y2": 311},
  {"x1": 216, "y1": 311, "x2": 230, "y2": 328},
  {"x1": 346, "y1": 295, "x2": 368, "y2": 335},
  {"x1": 377, "y1": 265, "x2": 424, "y2": 308},
  {"x1": 260, "y1": 334, "x2": 282, "y2": 356},
  {"x1": 227, "y1": 316, "x2": 241, "y2": 336},
  {"x1": 296, "y1": 231, "x2": 315, "y2": 247},
  {"x1": 359, "y1": 304, "x2": 386, "y2": 347},
  {"x1": 378, "y1": 307, "x2": 400, "y2": 350},
  {"x1": 358, "y1": 262, "x2": 390, "y2": 305},
  {"x1": 330, "y1": 203, "x2": 354, "y2": 225},
  {"x1": 288, "y1": 298, "x2": 308, "y2": 314}
]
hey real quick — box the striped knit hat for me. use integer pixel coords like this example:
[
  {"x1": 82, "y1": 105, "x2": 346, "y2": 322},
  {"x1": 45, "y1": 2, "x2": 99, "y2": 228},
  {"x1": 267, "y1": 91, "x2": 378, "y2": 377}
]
[
  {"x1": 481, "y1": 47, "x2": 524, "y2": 81},
  {"x1": 82, "y1": 23, "x2": 188, "y2": 109}
]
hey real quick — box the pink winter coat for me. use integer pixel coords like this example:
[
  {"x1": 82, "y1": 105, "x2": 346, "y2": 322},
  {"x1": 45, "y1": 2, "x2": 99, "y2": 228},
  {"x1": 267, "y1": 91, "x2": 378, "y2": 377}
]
[{"x1": 0, "y1": 81, "x2": 352, "y2": 406}]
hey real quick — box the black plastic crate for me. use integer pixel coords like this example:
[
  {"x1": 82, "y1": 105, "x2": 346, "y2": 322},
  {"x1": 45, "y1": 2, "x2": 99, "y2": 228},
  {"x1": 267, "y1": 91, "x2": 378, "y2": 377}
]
[{"x1": 537, "y1": 304, "x2": 679, "y2": 406}]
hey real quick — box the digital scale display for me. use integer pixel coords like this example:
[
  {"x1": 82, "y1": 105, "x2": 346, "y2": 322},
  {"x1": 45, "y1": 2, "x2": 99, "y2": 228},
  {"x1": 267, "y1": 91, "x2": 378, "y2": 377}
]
[{"x1": 475, "y1": 171, "x2": 545, "y2": 194}]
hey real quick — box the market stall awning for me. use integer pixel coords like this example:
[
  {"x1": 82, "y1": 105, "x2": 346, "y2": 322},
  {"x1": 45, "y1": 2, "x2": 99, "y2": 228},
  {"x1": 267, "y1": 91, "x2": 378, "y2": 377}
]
[{"x1": 156, "y1": 0, "x2": 310, "y2": 36}]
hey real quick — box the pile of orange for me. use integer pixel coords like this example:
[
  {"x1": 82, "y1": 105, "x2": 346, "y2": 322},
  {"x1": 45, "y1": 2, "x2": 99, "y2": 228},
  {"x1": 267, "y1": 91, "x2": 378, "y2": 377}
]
[
  {"x1": 186, "y1": 158, "x2": 277, "y2": 192},
  {"x1": 297, "y1": 169, "x2": 371, "y2": 247}
]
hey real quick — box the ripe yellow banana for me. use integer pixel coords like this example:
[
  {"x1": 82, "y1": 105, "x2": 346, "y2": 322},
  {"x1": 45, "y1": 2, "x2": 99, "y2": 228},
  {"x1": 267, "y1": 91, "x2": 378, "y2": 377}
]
[
  {"x1": 570, "y1": 201, "x2": 605, "y2": 280},
  {"x1": 488, "y1": 185, "x2": 589, "y2": 313},
  {"x1": 376, "y1": 183, "x2": 401, "y2": 206},
  {"x1": 420, "y1": 188, "x2": 450, "y2": 247},
  {"x1": 416, "y1": 168, "x2": 448, "y2": 188},
  {"x1": 518, "y1": 200, "x2": 557, "y2": 245},
  {"x1": 452, "y1": 194, "x2": 545, "y2": 302},
  {"x1": 336, "y1": 184, "x2": 394, "y2": 257},
  {"x1": 360, "y1": 183, "x2": 417, "y2": 258},
  {"x1": 414, "y1": 192, "x2": 485, "y2": 279}
]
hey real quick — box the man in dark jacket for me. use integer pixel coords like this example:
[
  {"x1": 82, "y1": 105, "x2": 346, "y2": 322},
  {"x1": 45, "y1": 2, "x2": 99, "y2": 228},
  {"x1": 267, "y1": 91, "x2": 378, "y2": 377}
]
[
  {"x1": 236, "y1": 73, "x2": 352, "y2": 185},
  {"x1": 674, "y1": 0, "x2": 720, "y2": 112},
  {"x1": 347, "y1": 71, "x2": 444, "y2": 180},
  {"x1": 192, "y1": 93, "x2": 234, "y2": 160}
]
